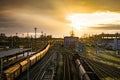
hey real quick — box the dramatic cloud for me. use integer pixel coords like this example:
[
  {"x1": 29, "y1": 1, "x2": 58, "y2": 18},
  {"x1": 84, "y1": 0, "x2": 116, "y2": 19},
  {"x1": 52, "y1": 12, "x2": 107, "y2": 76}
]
[
  {"x1": 0, "y1": 0, "x2": 120, "y2": 37},
  {"x1": 88, "y1": 24, "x2": 120, "y2": 30}
]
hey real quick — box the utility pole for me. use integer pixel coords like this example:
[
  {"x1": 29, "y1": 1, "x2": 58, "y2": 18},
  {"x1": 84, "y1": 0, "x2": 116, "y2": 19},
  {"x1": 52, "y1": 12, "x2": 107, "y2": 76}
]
[
  {"x1": 34, "y1": 27, "x2": 37, "y2": 51},
  {"x1": 27, "y1": 32, "x2": 29, "y2": 48},
  {"x1": 16, "y1": 33, "x2": 18, "y2": 36},
  {"x1": 22, "y1": 34, "x2": 24, "y2": 48},
  {"x1": 34, "y1": 27, "x2": 37, "y2": 40},
  {"x1": 30, "y1": 35, "x2": 33, "y2": 52}
]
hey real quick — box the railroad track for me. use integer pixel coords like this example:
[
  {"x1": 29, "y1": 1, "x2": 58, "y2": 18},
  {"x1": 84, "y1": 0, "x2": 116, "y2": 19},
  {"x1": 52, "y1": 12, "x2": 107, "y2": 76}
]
[
  {"x1": 96, "y1": 55, "x2": 120, "y2": 65},
  {"x1": 17, "y1": 52, "x2": 52, "y2": 80},
  {"x1": 85, "y1": 57, "x2": 120, "y2": 80},
  {"x1": 29, "y1": 54, "x2": 52, "y2": 80},
  {"x1": 86, "y1": 59, "x2": 114, "y2": 80},
  {"x1": 100, "y1": 50, "x2": 120, "y2": 58},
  {"x1": 63, "y1": 53, "x2": 71, "y2": 80}
]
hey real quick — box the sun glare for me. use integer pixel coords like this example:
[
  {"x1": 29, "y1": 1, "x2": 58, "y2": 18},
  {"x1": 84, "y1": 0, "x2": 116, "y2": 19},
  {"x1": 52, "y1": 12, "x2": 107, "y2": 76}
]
[{"x1": 66, "y1": 12, "x2": 120, "y2": 30}]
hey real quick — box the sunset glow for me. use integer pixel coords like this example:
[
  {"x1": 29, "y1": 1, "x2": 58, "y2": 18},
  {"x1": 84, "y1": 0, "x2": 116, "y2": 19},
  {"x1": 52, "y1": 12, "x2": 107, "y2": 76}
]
[
  {"x1": 0, "y1": 0, "x2": 120, "y2": 37},
  {"x1": 66, "y1": 12, "x2": 120, "y2": 30}
]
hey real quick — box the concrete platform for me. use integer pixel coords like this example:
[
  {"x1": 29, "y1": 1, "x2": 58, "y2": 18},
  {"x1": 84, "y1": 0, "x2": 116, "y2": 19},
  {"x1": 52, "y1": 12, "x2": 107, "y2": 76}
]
[{"x1": 0, "y1": 48, "x2": 31, "y2": 57}]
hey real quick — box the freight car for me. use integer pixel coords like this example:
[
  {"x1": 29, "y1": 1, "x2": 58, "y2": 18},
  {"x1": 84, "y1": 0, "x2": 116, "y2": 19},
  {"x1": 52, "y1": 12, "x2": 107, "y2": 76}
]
[
  {"x1": 74, "y1": 54, "x2": 100, "y2": 80},
  {"x1": 3, "y1": 44, "x2": 50, "y2": 80},
  {"x1": 75, "y1": 59, "x2": 90, "y2": 80}
]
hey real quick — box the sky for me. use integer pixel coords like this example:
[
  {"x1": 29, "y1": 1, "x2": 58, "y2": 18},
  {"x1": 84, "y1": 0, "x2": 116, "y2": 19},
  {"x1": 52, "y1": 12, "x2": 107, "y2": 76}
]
[{"x1": 0, "y1": 0, "x2": 120, "y2": 37}]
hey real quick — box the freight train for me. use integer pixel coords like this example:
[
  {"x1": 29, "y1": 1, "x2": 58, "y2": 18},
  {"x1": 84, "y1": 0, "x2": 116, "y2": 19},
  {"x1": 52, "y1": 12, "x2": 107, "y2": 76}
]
[
  {"x1": 74, "y1": 54, "x2": 100, "y2": 80},
  {"x1": 3, "y1": 44, "x2": 50, "y2": 80}
]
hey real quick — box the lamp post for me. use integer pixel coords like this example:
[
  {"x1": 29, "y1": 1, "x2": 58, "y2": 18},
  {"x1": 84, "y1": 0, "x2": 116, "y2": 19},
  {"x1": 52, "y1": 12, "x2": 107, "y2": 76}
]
[
  {"x1": 27, "y1": 54, "x2": 29, "y2": 80},
  {"x1": 116, "y1": 37, "x2": 118, "y2": 55},
  {"x1": 0, "y1": 57, "x2": 3, "y2": 79},
  {"x1": 0, "y1": 57, "x2": 3, "y2": 74}
]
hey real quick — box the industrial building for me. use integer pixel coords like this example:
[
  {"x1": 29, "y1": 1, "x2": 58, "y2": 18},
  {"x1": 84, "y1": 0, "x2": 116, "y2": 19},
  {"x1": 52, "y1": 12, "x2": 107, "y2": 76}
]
[{"x1": 64, "y1": 31, "x2": 79, "y2": 48}]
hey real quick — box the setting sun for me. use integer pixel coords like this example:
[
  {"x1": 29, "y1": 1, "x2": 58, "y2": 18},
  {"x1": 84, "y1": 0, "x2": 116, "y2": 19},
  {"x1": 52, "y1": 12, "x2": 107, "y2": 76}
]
[{"x1": 66, "y1": 12, "x2": 120, "y2": 30}]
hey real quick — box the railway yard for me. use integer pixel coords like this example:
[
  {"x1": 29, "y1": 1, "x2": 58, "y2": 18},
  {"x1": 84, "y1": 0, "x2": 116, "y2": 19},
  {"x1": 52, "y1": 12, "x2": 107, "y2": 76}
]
[
  {"x1": 84, "y1": 46, "x2": 120, "y2": 80},
  {"x1": 1, "y1": 0, "x2": 120, "y2": 80},
  {"x1": 54, "y1": 44, "x2": 79, "y2": 80},
  {"x1": 54, "y1": 43, "x2": 120, "y2": 80},
  {"x1": 0, "y1": 41, "x2": 120, "y2": 80}
]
